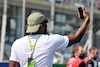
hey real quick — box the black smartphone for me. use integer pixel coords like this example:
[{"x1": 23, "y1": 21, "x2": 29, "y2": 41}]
[{"x1": 78, "y1": 7, "x2": 84, "y2": 19}]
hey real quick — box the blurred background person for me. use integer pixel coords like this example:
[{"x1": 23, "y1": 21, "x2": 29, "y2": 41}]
[
  {"x1": 66, "y1": 45, "x2": 85, "y2": 67},
  {"x1": 84, "y1": 47, "x2": 98, "y2": 67}
]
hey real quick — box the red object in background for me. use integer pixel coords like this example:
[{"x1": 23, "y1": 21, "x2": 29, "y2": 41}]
[{"x1": 66, "y1": 57, "x2": 84, "y2": 67}]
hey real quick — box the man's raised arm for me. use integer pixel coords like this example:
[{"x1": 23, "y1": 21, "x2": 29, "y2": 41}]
[{"x1": 67, "y1": 6, "x2": 90, "y2": 47}]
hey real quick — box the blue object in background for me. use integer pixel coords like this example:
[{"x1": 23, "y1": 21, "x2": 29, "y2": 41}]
[
  {"x1": 0, "y1": 63, "x2": 20, "y2": 67},
  {"x1": 0, "y1": 63, "x2": 8, "y2": 67}
]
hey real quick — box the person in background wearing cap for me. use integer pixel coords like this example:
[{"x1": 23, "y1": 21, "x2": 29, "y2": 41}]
[
  {"x1": 66, "y1": 45, "x2": 85, "y2": 67},
  {"x1": 84, "y1": 47, "x2": 98, "y2": 67},
  {"x1": 9, "y1": 6, "x2": 89, "y2": 67}
]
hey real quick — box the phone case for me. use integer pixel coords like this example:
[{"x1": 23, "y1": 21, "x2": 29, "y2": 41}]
[{"x1": 78, "y1": 7, "x2": 84, "y2": 19}]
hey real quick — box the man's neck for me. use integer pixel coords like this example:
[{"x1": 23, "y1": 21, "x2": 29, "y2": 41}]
[{"x1": 89, "y1": 54, "x2": 94, "y2": 58}]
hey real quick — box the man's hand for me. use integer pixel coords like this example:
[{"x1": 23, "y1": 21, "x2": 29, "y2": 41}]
[{"x1": 78, "y1": 6, "x2": 89, "y2": 21}]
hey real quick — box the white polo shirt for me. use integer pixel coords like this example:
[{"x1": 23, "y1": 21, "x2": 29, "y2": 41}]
[{"x1": 9, "y1": 34, "x2": 69, "y2": 67}]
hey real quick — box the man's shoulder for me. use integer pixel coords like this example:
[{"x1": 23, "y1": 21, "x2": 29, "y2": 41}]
[
  {"x1": 84, "y1": 56, "x2": 90, "y2": 60},
  {"x1": 43, "y1": 34, "x2": 62, "y2": 39},
  {"x1": 68, "y1": 57, "x2": 83, "y2": 62},
  {"x1": 48, "y1": 34, "x2": 61, "y2": 37},
  {"x1": 12, "y1": 36, "x2": 28, "y2": 45},
  {"x1": 67, "y1": 57, "x2": 84, "y2": 67},
  {"x1": 87, "y1": 60, "x2": 94, "y2": 64},
  {"x1": 49, "y1": 34, "x2": 68, "y2": 39},
  {"x1": 84, "y1": 56, "x2": 91, "y2": 61},
  {"x1": 87, "y1": 60, "x2": 94, "y2": 67}
]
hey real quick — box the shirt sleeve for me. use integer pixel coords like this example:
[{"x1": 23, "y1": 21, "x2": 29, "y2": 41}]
[
  {"x1": 9, "y1": 41, "x2": 19, "y2": 62},
  {"x1": 51, "y1": 34, "x2": 69, "y2": 50}
]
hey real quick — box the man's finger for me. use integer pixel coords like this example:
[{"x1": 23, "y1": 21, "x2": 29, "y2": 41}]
[
  {"x1": 82, "y1": 6, "x2": 85, "y2": 11},
  {"x1": 78, "y1": 12, "x2": 80, "y2": 18}
]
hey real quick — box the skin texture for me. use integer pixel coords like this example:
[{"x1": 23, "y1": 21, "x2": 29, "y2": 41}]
[
  {"x1": 89, "y1": 48, "x2": 98, "y2": 59},
  {"x1": 75, "y1": 46, "x2": 84, "y2": 57},
  {"x1": 9, "y1": 6, "x2": 90, "y2": 67},
  {"x1": 94, "y1": 49, "x2": 98, "y2": 58},
  {"x1": 67, "y1": 6, "x2": 90, "y2": 47},
  {"x1": 9, "y1": 61, "x2": 19, "y2": 67}
]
